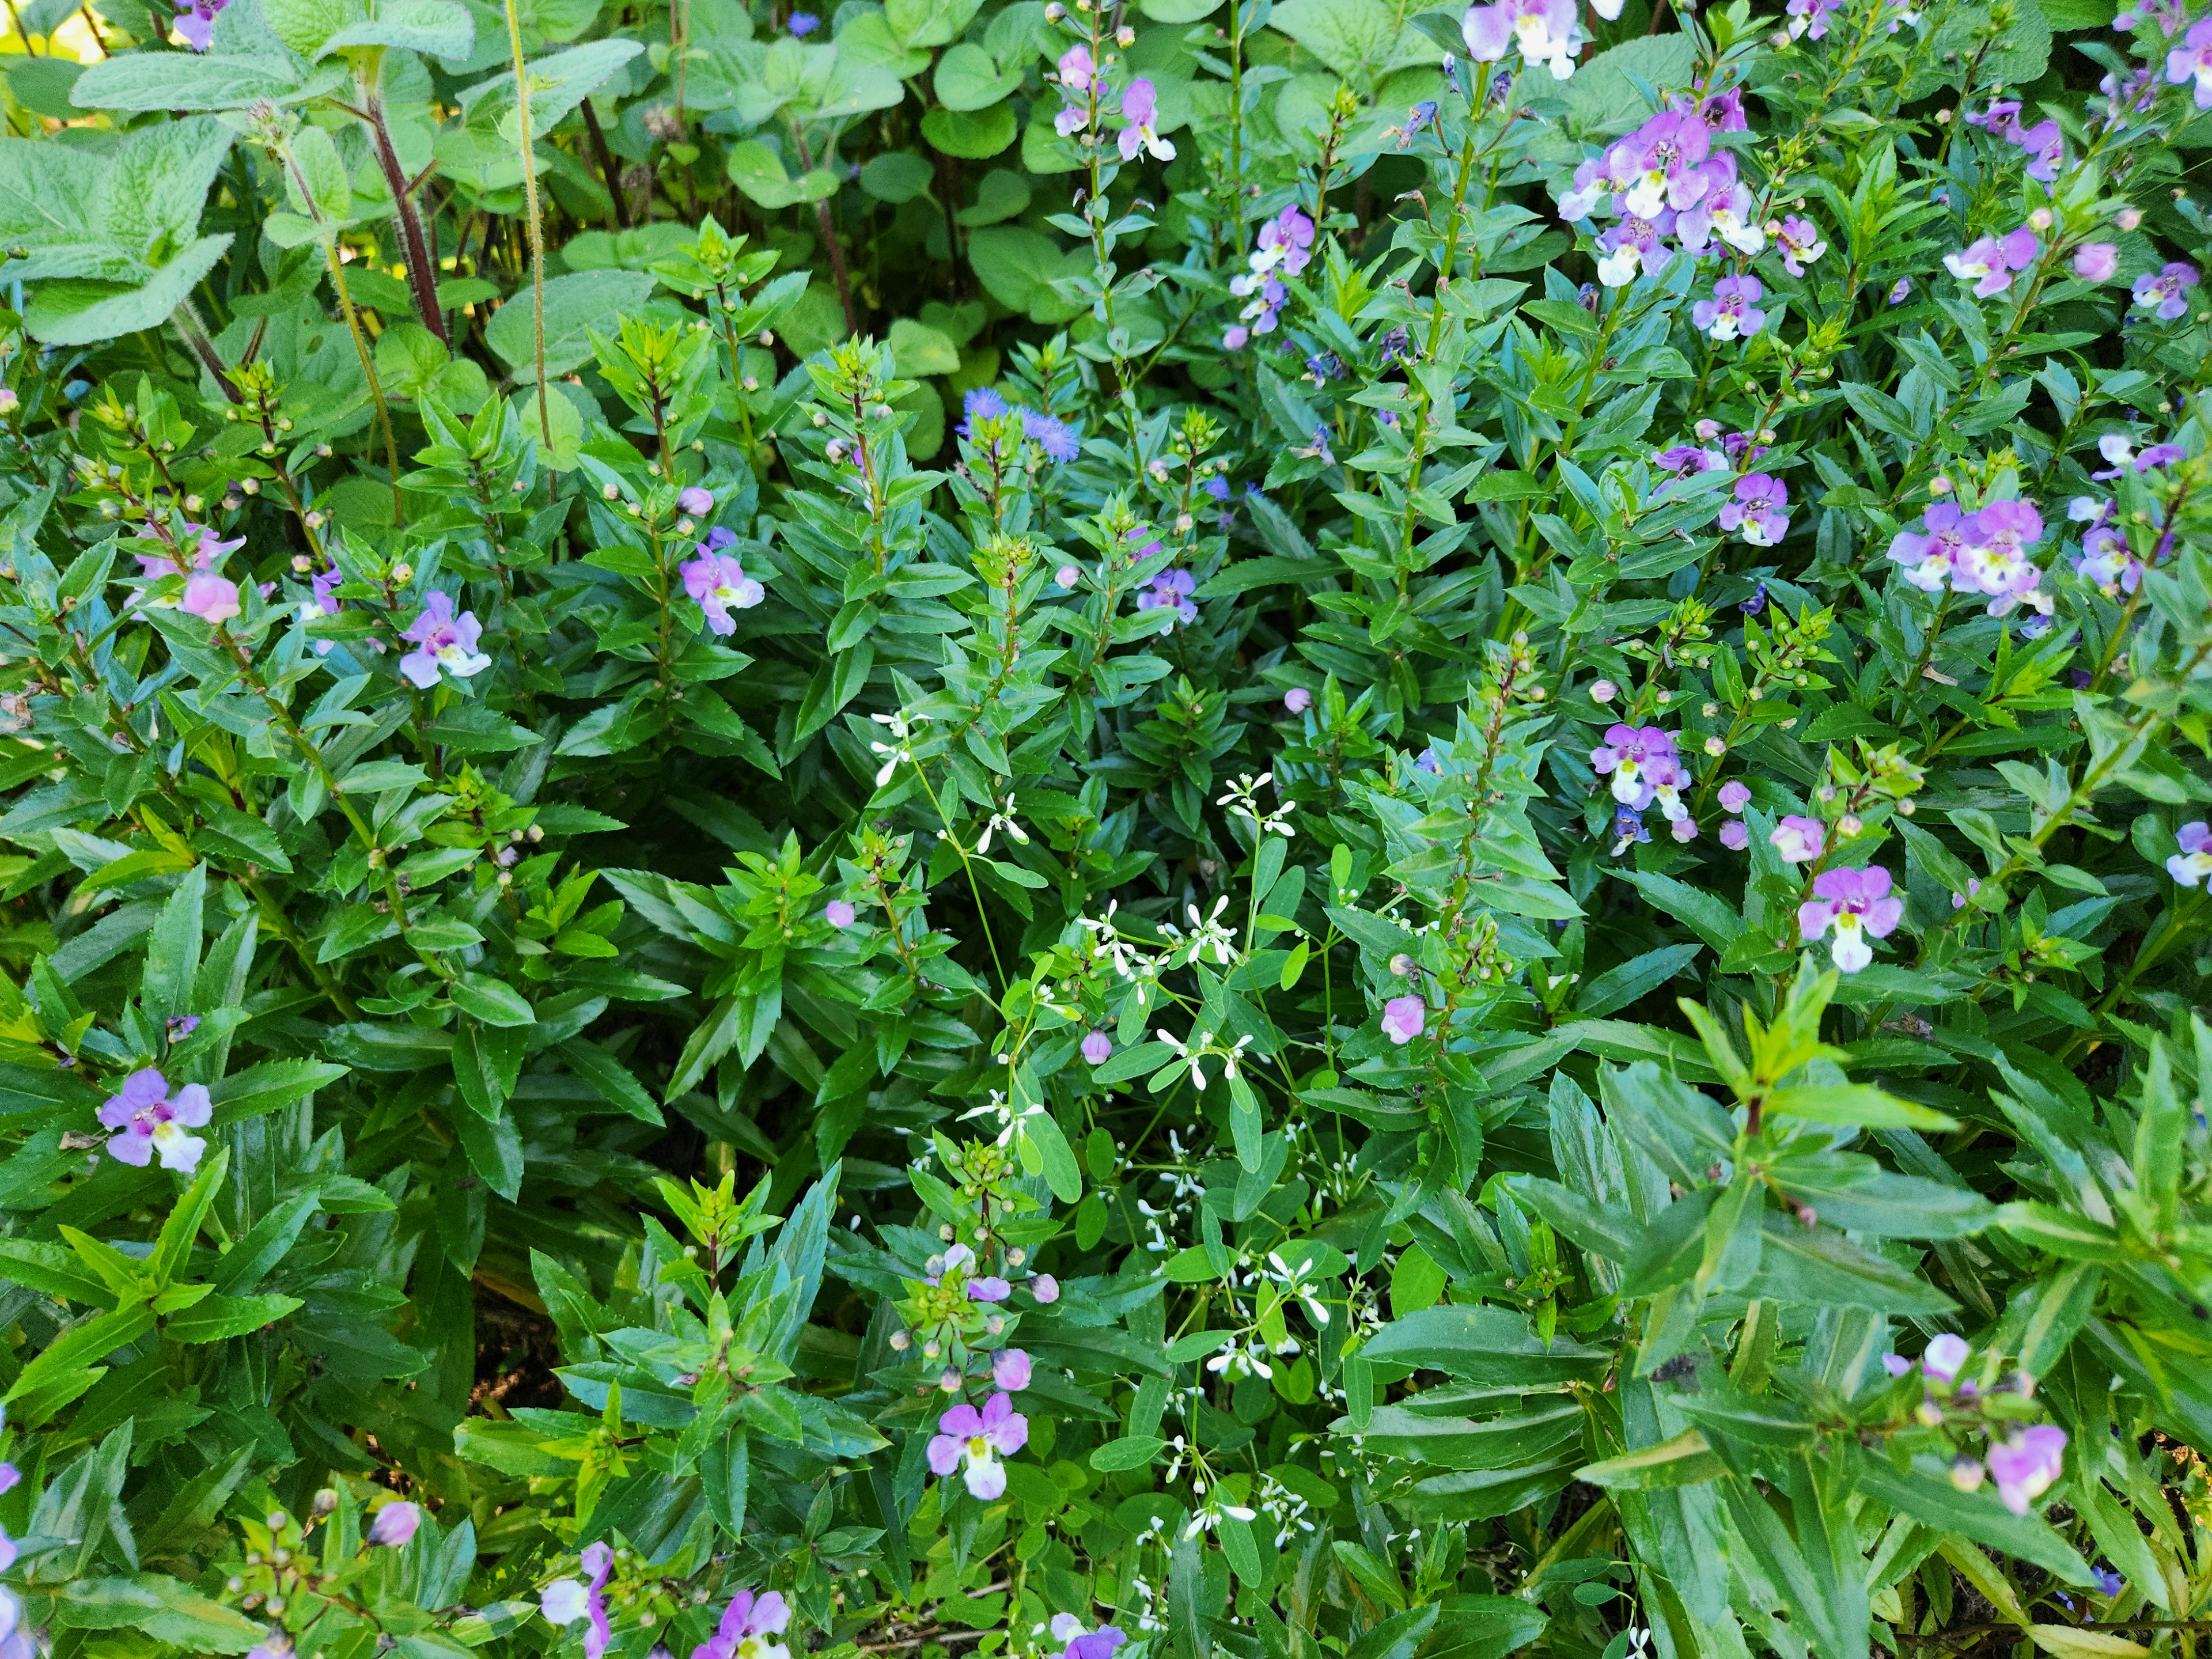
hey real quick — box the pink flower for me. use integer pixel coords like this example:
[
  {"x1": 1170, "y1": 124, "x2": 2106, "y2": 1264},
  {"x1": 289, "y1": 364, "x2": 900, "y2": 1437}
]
[
  {"x1": 1081, "y1": 1030, "x2": 1112, "y2": 1066},
  {"x1": 1589, "y1": 724, "x2": 1680, "y2": 809},
  {"x1": 681, "y1": 531, "x2": 766, "y2": 635},
  {"x1": 399, "y1": 593, "x2": 491, "y2": 689},
  {"x1": 1381, "y1": 995, "x2": 1425, "y2": 1045},
  {"x1": 1284, "y1": 687, "x2": 1312, "y2": 714},
  {"x1": 1692, "y1": 275, "x2": 1766, "y2": 341},
  {"x1": 542, "y1": 1542, "x2": 613, "y2": 1658},
  {"x1": 1921, "y1": 1333, "x2": 1970, "y2": 1383},
  {"x1": 1888, "y1": 501, "x2": 1972, "y2": 592},
  {"x1": 1055, "y1": 565, "x2": 1081, "y2": 589},
  {"x1": 1988, "y1": 1425, "x2": 2067, "y2": 1516},
  {"x1": 679, "y1": 486, "x2": 714, "y2": 517},
  {"x1": 1797, "y1": 865, "x2": 1903, "y2": 972},
  {"x1": 1029, "y1": 1274, "x2": 1059, "y2": 1303},
  {"x1": 927, "y1": 1392, "x2": 1028, "y2": 1499},
  {"x1": 2167, "y1": 17, "x2": 2212, "y2": 108},
  {"x1": 1669, "y1": 816, "x2": 1698, "y2": 843},
  {"x1": 993, "y1": 1349, "x2": 1032, "y2": 1391},
  {"x1": 824, "y1": 900, "x2": 855, "y2": 928},
  {"x1": 1771, "y1": 816, "x2": 1824, "y2": 863},
  {"x1": 1221, "y1": 325, "x2": 1251, "y2": 351},
  {"x1": 1719, "y1": 819, "x2": 1750, "y2": 850},
  {"x1": 98, "y1": 1069, "x2": 213, "y2": 1172},
  {"x1": 1718, "y1": 781, "x2": 1752, "y2": 814},
  {"x1": 180, "y1": 571, "x2": 241, "y2": 624},
  {"x1": 1774, "y1": 214, "x2": 1826, "y2": 276},
  {"x1": 1945, "y1": 227, "x2": 2040, "y2": 298},
  {"x1": 968, "y1": 1275, "x2": 1011, "y2": 1303},
  {"x1": 368, "y1": 1502, "x2": 421, "y2": 1547}
]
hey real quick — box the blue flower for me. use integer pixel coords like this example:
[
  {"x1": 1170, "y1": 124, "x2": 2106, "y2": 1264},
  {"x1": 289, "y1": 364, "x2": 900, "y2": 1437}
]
[
  {"x1": 2093, "y1": 1569, "x2": 2124, "y2": 1598},
  {"x1": 787, "y1": 10, "x2": 819, "y2": 32},
  {"x1": 1611, "y1": 805, "x2": 1650, "y2": 855},
  {"x1": 1022, "y1": 409, "x2": 1080, "y2": 463}
]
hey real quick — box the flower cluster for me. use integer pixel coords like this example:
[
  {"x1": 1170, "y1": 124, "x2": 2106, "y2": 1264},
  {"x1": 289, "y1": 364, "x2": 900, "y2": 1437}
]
[{"x1": 1887, "y1": 500, "x2": 2051, "y2": 621}]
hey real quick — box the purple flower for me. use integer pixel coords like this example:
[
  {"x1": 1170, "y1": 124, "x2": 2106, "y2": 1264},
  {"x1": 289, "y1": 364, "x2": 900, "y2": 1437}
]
[
  {"x1": 1654, "y1": 444, "x2": 1728, "y2": 475},
  {"x1": 2169, "y1": 821, "x2": 2212, "y2": 886},
  {"x1": 99, "y1": 1069, "x2": 213, "y2": 1172},
  {"x1": 2134, "y1": 261, "x2": 2200, "y2": 320},
  {"x1": 1771, "y1": 816, "x2": 1824, "y2": 863},
  {"x1": 1029, "y1": 1274, "x2": 1059, "y2": 1303},
  {"x1": 2094, "y1": 1570, "x2": 2126, "y2": 1599},
  {"x1": 1889, "y1": 277, "x2": 1914, "y2": 304},
  {"x1": 1959, "y1": 500, "x2": 2048, "y2": 619},
  {"x1": 1883, "y1": 1353, "x2": 1914, "y2": 1378},
  {"x1": 993, "y1": 1349, "x2": 1032, "y2": 1391},
  {"x1": 1922, "y1": 1332, "x2": 1971, "y2": 1382},
  {"x1": 1055, "y1": 565, "x2": 1081, "y2": 589},
  {"x1": 1055, "y1": 1623, "x2": 1128, "y2": 1659},
  {"x1": 2078, "y1": 524, "x2": 2143, "y2": 596},
  {"x1": 960, "y1": 387, "x2": 1009, "y2": 436},
  {"x1": 786, "y1": 9, "x2": 818, "y2": 31},
  {"x1": 1116, "y1": 78, "x2": 1175, "y2": 161},
  {"x1": 1595, "y1": 211, "x2": 1676, "y2": 287},
  {"x1": 2073, "y1": 242, "x2": 2119, "y2": 282},
  {"x1": 968, "y1": 1275, "x2": 1011, "y2": 1302},
  {"x1": 1616, "y1": 111, "x2": 1714, "y2": 219},
  {"x1": 691, "y1": 1589, "x2": 791, "y2": 1659},
  {"x1": 1222, "y1": 325, "x2": 1251, "y2": 351},
  {"x1": 1988, "y1": 1425, "x2": 2067, "y2": 1516},
  {"x1": 1888, "y1": 501, "x2": 1972, "y2": 592},
  {"x1": 1798, "y1": 866, "x2": 1902, "y2": 974},
  {"x1": 1967, "y1": 98, "x2": 2023, "y2": 134},
  {"x1": 681, "y1": 539, "x2": 766, "y2": 637},
  {"x1": 678, "y1": 486, "x2": 713, "y2": 517},
  {"x1": 824, "y1": 900, "x2": 855, "y2": 929},
  {"x1": 1718, "y1": 781, "x2": 1752, "y2": 814},
  {"x1": 2012, "y1": 118, "x2": 2065, "y2": 181},
  {"x1": 1135, "y1": 567, "x2": 1197, "y2": 631},
  {"x1": 1719, "y1": 474, "x2": 1790, "y2": 547},
  {"x1": 369, "y1": 1503, "x2": 421, "y2": 1547},
  {"x1": 1945, "y1": 227, "x2": 2040, "y2": 298},
  {"x1": 180, "y1": 571, "x2": 241, "y2": 624},
  {"x1": 542, "y1": 1543, "x2": 613, "y2": 1658},
  {"x1": 1284, "y1": 687, "x2": 1312, "y2": 714},
  {"x1": 399, "y1": 592, "x2": 491, "y2": 689},
  {"x1": 2167, "y1": 17, "x2": 2212, "y2": 108},
  {"x1": 1785, "y1": 0, "x2": 1841, "y2": 37},
  {"x1": 1461, "y1": 0, "x2": 1583, "y2": 77},
  {"x1": 1718, "y1": 819, "x2": 1749, "y2": 850},
  {"x1": 1381, "y1": 995, "x2": 1426, "y2": 1045},
  {"x1": 1775, "y1": 214, "x2": 1826, "y2": 276},
  {"x1": 1692, "y1": 274, "x2": 1766, "y2": 341},
  {"x1": 1590, "y1": 724, "x2": 1681, "y2": 810},
  {"x1": 927, "y1": 1392, "x2": 1028, "y2": 1499},
  {"x1": 1054, "y1": 46, "x2": 1095, "y2": 134},
  {"x1": 1081, "y1": 1030, "x2": 1112, "y2": 1065},
  {"x1": 1611, "y1": 804, "x2": 1650, "y2": 854},
  {"x1": 1021, "y1": 409, "x2": 1080, "y2": 463},
  {"x1": 172, "y1": 0, "x2": 226, "y2": 49},
  {"x1": 167, "y1": 1014, "x2": 202, "y2": 1041},
  {"x1": 1675, "y1": 154, "x2": 1763, "y2": 255}
]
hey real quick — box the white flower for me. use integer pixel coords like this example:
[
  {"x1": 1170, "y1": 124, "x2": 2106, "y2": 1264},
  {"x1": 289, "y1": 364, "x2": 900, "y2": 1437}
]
[{"x1": 869, "y1": 709, "x2": 918, "y2": 786}]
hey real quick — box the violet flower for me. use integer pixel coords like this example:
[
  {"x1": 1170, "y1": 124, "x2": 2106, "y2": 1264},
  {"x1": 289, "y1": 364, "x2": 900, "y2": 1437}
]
[
  {"x1": 1887, "y1": 501, "x2": 1971, "y2": 592},
  {"x1": 1081, "y1": 1029, "x2": 1113, "y2": 1066},
  {"x1": 1595, "y1": 211, "x2": 1675, "y2": 287},
  {"x1": 692, "y1": 1589, "x2": 791, "y2": 1659},
  {"x1": 681, "y1": 531, "x2": 766, "y2": 635},
  {"x1": 1618, "y1": 111, "x2": 1713, "y2": 219},
  {"x1": 1922, "y1": 1332, "x2": 1970, "y2": 1382},
  {"x1": 99, "y1": 1069, "x2": 213, "y2": 1172},
  {"x1": 825, "y1": 900, "x2": 855, "y2": 928},
  {"x1": 1022, "y1": 409, "x2": 1080, "y2": 461},
  {"x1": 993, "y1": 1349, "x2": 1032, "y2": 1391},
  {"x1": 1116, "y1": 78, "x2": 1174, "y2": 161},
  {"x1": 786, "y1": 10, "x2": 818, "y2": 32},
  {"x1": 1719, "y1": 819, "x2": 1749, "y2": 850},
  {"x1": 1135, "y1": 568, "x2": 1198, "y2": 630},
  {"x1": 678, "y1": 486, "x2": 713, "y2": 517},
  {"x1": 541, "y1": 1543, "x2": 613, "y2": 1658},
  {"x1": 399, "y1": 593, "x2": 492, "y2": 689},
  {"x1": 2134, "y1": 261, "x2": 2200, "y2": 320},
  {"x1": 1611, "y1": 805, "x2": 1650, "y2": 855},
  {"x1": 1798, "y1": 866, "x2": 1902, "y2": 974},
  {"x1": 1719, "y1": 474, "x2": 1790, "y2": 546},
  {"x1": 1775, "y1": 214, "x2": 1827, "y2": 276},
  {"x1": 1590, "y1": 724, "x2": 1680, "y2": 809},
  {"x1": 2013, "y1": 118, "x2": 2065, "y2": 181},
  {"x1": 2167, "y1": 17, "x2": 2212, "y2": 108},
  {"x1": 368, "y1": 1502, "x2": 421, "y2": 1547},
  {"x1": 1693, "y1": 274, "x2": 1766, "y2": 341},
  {"x1": 1785, "y1": 0, "x2": 1840, "y2": 37},
  {"x1": 1461, "y1": 0, "x2": 1583, "y2": 78},
  {"x1": 1988, "y1": 1425, "x2": 2067, "y2": 1516},
  {"x1": 1718, "y1": 781, "x2": 1752, "y2": 814},
  {"x1": 1959, "y1": 500, "x2": 2048, "y2": 619},
  {"x1": 1051, "y1": 1619, "x2": 1128, "y2": 1659},
  {"x1": 927, "y1": 1392, "x2": 1028, "y2": 1498},
  {"x1": 1054, "y1": 46, "x2": 1095, "y2": 135},
  {"x1": 1945, "y1": 227, "x2": 2040, "y2": 298},
  {"x1": 2169, "y1": 821, "x2": 2212, "y2": 886},
  {"x1": 1029, "y1": 1274, "x2": 1059, "y2": 1302},
  {"x1": 2077, "y1": 524, "x2": 2143, "y2": 597},
  {"x1": 173, "y1": 0, "x2": 226, "y2": 49}
]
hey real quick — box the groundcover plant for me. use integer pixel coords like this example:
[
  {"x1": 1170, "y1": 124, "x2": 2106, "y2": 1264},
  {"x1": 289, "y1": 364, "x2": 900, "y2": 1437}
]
[{"x1": 3, "y1": 0, "x2": 2212, "y2": 1655}]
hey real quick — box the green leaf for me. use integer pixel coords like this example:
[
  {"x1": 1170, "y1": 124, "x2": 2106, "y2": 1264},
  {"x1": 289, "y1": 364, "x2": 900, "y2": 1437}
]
[
  {"x1": 1855, "y1": 1459, "x2": 2097, "y2": 1587},
  {"x1": 485, "y1": 270, "x2": 656, "y2": 379},
  {"x1": 1089, "y1": 1435, "x2": 1163, "y2": 1471},
  {"x1": 1360, "y1": 1306, "x2": 1613, "y2": 1387},
  {"x1": 164, "y1": 1291, "x2": 304, "y2": 1344}
]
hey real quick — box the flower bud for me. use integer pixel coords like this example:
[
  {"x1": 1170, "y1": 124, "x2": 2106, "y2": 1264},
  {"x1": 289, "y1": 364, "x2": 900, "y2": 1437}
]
[{"x1": 1590, "y1": 678, "x2": 1617, "y2": 703}]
